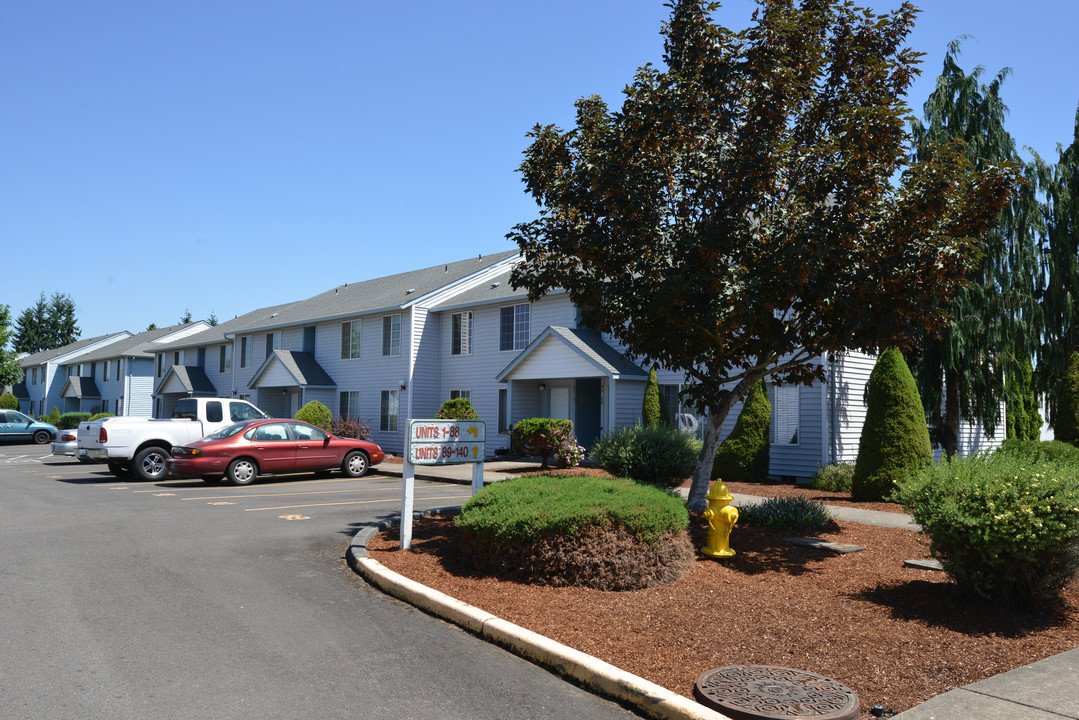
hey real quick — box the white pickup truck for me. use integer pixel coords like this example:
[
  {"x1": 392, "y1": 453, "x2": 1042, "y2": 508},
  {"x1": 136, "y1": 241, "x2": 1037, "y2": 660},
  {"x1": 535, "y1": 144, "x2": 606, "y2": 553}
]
[{"x1": 77, "y1": 398, "x2": 268, "y2": 481}]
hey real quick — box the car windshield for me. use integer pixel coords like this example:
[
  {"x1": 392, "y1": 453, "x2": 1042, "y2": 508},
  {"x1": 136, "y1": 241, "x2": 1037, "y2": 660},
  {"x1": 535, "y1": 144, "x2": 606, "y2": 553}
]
[{"x1": 204, "y1": 422, "x2": 250, "y2": 440}]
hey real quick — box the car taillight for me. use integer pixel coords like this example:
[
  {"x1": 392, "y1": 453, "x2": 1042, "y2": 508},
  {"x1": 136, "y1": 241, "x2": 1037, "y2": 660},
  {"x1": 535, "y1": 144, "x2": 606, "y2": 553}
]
[
  {"x1": 61, "y1": 433, "x2": 76, "y2": 442},
  {"x1": 99, "y1": 427, "x2": 108, "y2": 443}
]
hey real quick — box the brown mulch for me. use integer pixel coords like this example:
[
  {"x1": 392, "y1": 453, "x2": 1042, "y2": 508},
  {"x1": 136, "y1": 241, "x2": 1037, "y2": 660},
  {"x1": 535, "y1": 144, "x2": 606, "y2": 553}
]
[{"x1": 366, "y1": 481, "x2": 1079, "y2": 718}]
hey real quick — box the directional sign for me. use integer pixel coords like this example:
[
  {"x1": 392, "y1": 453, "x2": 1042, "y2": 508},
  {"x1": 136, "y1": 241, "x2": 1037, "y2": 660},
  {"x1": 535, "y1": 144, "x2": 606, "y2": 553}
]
[{"x1": 407, "y1": 419, "x2": 485, "y2": 465}]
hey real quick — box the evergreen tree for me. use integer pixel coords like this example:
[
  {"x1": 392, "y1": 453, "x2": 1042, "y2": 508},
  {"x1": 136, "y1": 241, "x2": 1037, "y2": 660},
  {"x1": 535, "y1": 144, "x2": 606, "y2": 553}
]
[
  {"x1": 208, "y1": 311, "x2": 219, "y2": 327},
  {"x1": 12, "y1": 292, "x2": 80, "y2": 353},
  {"x1": 711, "y1": 379, "x2": 770, "y2": 483},
  {"x1": 179, "y1": 309, "x2": 193, "y2": 324},
  {"x1": 642, "y1": 367, "x2": 663, "y2": 427},
  {"x1": 1056, "y1": 351, "x2": 1079, "y2": 446},
  {"x1": 909, "y1": 41, "x2": 1038, "y2": 459},
  {"x1": 1034, "y1": 106, "x2": 1079, "y2": 427},
  {"x1": 1006, "y1": 358, "x2": 1042, "y2": 441},
  {"x1": 0, "y1": 305, "x2": 23, "y2": 387},
  {"x1": 853, "y1": 349, "x2": 933, "y2": 502}
]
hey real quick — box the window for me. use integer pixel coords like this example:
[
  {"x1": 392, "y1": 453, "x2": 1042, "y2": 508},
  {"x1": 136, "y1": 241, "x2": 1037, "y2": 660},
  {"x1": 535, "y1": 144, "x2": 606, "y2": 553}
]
[
  {"x1": 339, "y1": 391, "x2": 359, "y2": 419},
  {"x1": 240, "y1": 336, "x2": 251, "y2": 369},
  {"x1": 91, "y1": 362, "x2": 97, "y2": 377},
  {"x1": 31, "y1": 368, "x2": 37, "y2": 385},
  {"x1": 157, "y1": 354, "x2": 164, "y2": 376},
  {"x1": 341, "y1": 320, "x2": 362, "y2": 359},
  {"x1": 500, "y1": 304, "x2": 530, "y2": 351},
  {"x1": 265, "y1": 331, "x2": 281, "y2": 357},
  {"x1": 251, "y1": 423, "x2": 290, "y2": 442},
  {"x1": 451, "y1": 311, "x2": 472, "y2": 355},
  {"x1": 206, "y1": 401, "x2": 223, "y2": 423},
  {"x1": 450, "y1": 389, "x2": 470, "y2": 400},
  {"x1": 104, "y1": 362, "x2": 110, "y2": 382},
  {"x1": 117, "y1": 397, "x2": 123, "y2": 416},
  {"x1": 291, "y1": 423, "x2": 327, "y2": 442},
  {"x1": 220, "y1": 344, "x2": 232, "y2": 373},
  {"x1": 229, "y1": 402, "x2": 264, "y2": 422},
  {"x1": 174, "y1": 351, "x2": 183, "y2": 367},
  {"x1": 115, "y1": 359, "x2": 121, "y2": 380},
  {"x1": 498, "y1": 388, "x2": 509, "y2": 433},
  {"x1": 382, "y1": 314, "x2": 401, "y2": 356},
  {"x1": 101, "y1": 399, "x2": 110, "y2": 414},
  {"x1": 660, "y1": 384, "x2": 680, "y2": 427},
  {"x1": 768, "y1": 384, "x2": 800, "y2": 445},
  {"x1": 380, "y1": 390, "x2": 399, "y2": 432}
]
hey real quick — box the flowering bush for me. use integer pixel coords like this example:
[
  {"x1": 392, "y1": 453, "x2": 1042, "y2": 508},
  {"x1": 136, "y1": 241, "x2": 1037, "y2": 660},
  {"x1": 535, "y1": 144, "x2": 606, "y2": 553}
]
[
  {"x1": 893, "y1": 451, "x2": 1079, "y2": 610},
  {"x1": 556, "y1": 439, "x2": 586, "y2": 468}
]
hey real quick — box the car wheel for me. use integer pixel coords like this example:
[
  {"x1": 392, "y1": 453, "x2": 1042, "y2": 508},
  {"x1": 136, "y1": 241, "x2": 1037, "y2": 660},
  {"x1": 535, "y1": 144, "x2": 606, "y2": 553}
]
[
  {"x1": 201, "y1": 476, "x2": 223, "y2": 485},
  {"x1": 133, "y1": 446, "x2": 170, "y2": 482},
  {"x1": 32, "y1": 430, "x2": 52, "y2": 444},
  {"x1": 226, "y1": 458, "x2": 258, "y2": 486},
  {"x1": 108, "y1": 461, "x2": 133, "y2": 479},
  {"x1": 341, "y1": 450, "x2": 369, "y2": 478}
]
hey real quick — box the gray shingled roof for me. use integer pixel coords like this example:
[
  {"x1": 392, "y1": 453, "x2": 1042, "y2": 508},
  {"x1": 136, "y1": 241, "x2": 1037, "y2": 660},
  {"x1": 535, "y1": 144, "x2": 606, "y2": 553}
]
[
  {"x1": 250, "y1": 351, "x2": 335, "y2": 388},
  {"x1": 233, "y1": 250, "x2": 520, "y2": 334},
  {"x1": 73, "y1": 323, "x2": 209, "y2": 362},
  {"x1": 19, "y1": 332, "x2": 131, "y2": 367},
  {"x1": 151, "y1": 301, "x2": 303, "y2": 352},
  {"x1": 61, "y1": 376, "x2": 101, "y2": 398},
  {"x1": 496, "y1": 326, "x2": 647, "y2": 381},
  {"x1": 154, "y1": 366, "x2": 219, "y2": 395}
]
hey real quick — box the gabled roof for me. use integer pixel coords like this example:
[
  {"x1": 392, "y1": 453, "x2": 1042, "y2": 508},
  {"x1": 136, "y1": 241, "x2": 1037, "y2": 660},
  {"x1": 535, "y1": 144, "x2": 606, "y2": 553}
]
[
  {"x1": 154, "y1": 366, "x2": 219, "y2": 396},
  {"x1": 72, "y1": 322, "x2": 212, "y2": 362},
  {"x1": 231, "y1": 250, "x2": 521, "y2": 335},
  {"x1": 151, "y1": 301, "x2": 303, "y2": 352},
  {"x1": 496, "y1": 326, "x2": 648, "y2": 382},
  {"x1": 249, "y1": 351, "x2": 335, "y2": 389},
  {"x1": 19, "y1": 332, "x2": 131, "y2": 368},
  {"x1": 60, "y1": 376, "x2": 101, "y2": 399}
]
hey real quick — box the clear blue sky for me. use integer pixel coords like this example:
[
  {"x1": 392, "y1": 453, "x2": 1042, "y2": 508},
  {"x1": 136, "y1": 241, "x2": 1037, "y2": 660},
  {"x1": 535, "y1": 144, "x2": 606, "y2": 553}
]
[{"x1": 3, "y1": 1, "x2": 1076, "y2": 340}]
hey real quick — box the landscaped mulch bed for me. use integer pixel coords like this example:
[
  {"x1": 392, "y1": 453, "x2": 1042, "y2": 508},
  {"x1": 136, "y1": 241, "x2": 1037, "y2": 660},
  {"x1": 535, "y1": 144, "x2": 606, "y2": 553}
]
[{"x1": 365, "y1": 491, "x2": 1079, "y2": 718}]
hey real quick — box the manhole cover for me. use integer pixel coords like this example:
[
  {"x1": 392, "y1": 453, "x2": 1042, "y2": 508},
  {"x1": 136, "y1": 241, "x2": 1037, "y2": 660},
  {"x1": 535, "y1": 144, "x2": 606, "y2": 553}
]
[{"x1": 694, "y1": 665, "x2": 860, "y2": 720}]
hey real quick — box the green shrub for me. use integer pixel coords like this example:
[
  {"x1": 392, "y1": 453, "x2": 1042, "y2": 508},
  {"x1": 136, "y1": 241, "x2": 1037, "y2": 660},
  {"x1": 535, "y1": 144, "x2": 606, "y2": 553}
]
[
  {"x1": 712, "y1": 379, "x2": 770, "y2": 482},
  {"x1": 894, "y1": 452, "x2": 1079, "y2": 610},
  {"x1": 642, "y1": 367, "x2": 664, "y2": 426},
  {"x1": 810, "y1": 463, "x2": 855, "y2": 493},
  {"x1": 88, "y1": 413, "x2": 115, "y2": 422},
  {"x1": 331, "y1": 415, "x2": 372, "y2": 440},
  {"x1": 46, "y1": 407, "x2": 61, "y2": 426},
  {"x1": 1006, "y1": 358, "x2": 1042, "y2": 442},
  {"x1": 58, "y1": 412, "x2": 92, "y2": 430},
  {"x1": 0, "y1": 391, "x2": 18, "y2": 410},
  {"x1": 436, "y1": 397, "x2": 479, "y2": 420},
  {"x1": 294, "y1": 401, "x2": 332, "y2": 431},
  {"x1": 1057, "y1": 350, "x2": 1079, "y2": 446},
  {"x1": 738, "y1": 496, "x2": 832, "y2": 531},
  {"x1": 456, "y1": 474, "x2": 694, "y2": 589},
  {"x1": 997, "y1": 438, "x2": 1079, "y2": 465},
  {"x1": 511, "y1": 418, "x2": 574, "y2": 468},
  {"x1": 590, "y1": 423, "x2": 701, "y2": 487},
  {"x1": 852, "y1": 348, "x2": 933, "y2": 501}
]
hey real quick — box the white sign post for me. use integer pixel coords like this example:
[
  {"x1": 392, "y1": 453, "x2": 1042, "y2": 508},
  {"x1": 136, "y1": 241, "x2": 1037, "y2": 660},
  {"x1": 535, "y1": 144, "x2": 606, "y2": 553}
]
[{"x1": 400, "y1": 419, "x2": 486, "y2": 550}]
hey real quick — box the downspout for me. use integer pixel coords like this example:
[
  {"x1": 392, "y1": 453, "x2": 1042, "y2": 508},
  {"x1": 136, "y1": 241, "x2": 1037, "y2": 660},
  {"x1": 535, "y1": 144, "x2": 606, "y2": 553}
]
[{"x1": 829, "y1": 354, "x2": 838, "y2": 464}]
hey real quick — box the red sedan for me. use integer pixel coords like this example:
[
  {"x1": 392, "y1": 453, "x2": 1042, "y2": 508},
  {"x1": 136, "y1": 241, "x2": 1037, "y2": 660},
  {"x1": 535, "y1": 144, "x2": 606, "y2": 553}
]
[{"x1": 168, "y1": 418, "x2": 385, "y2": 485}]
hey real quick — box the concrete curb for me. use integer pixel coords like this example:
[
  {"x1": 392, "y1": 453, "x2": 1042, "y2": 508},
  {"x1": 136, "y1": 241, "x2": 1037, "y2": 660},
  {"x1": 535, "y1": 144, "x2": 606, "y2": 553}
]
[{"x1": 346, "y1": 510, "x2": 733, "y2": 720}]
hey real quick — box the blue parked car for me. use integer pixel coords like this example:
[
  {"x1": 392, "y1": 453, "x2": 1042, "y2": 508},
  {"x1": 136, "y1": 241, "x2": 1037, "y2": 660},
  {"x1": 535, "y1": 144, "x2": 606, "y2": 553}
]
[{"x1": 0, "y1": 409, "x2": 58, "y2": 444}]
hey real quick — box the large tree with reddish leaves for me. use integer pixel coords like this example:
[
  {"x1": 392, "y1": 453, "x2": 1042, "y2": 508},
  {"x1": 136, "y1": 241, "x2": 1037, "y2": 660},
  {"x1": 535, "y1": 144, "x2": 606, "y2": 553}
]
[{"x1": 508, "y1": 0, "x2": 1016, "y2": 510}]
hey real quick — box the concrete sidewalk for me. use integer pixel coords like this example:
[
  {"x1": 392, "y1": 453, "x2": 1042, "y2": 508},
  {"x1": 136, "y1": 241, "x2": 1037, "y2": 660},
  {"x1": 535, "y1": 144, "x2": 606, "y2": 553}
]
[{"x1": 366, "y1": 458, "x2": 1078, "y2": 720}]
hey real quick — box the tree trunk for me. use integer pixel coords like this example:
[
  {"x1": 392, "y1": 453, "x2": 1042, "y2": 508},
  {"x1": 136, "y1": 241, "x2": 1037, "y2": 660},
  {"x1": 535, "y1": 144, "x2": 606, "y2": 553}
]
[
  {"x1": 944, "y1": 368, "x2": 960, "y2": 460},
  {"x1": 686, "y1": 379, "x2": 754, "y2": 512}
]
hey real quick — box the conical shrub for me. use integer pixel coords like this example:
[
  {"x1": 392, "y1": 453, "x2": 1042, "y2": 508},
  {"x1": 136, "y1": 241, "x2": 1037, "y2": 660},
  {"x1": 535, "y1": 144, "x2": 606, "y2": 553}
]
[
  {"x1": 1057, "y1": 351, "x2": 1079, "y2": 446},
  {"x1": 711, "y1": 379, "x2": 770, "y2": 482},
  {"x1": 852, "y1": 349, "x2": 933, "y2": 501},
  {"x1": 642, "y1": 367, "x2": 663, "y2": 427}
]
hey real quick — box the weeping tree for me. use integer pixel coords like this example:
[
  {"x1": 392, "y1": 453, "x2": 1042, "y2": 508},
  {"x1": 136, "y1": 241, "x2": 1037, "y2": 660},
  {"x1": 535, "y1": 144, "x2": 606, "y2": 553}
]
[
  {"x1": 508, "y1": 0, "x2": 1017, "y2": 511},
  {"x1": 1033, "y1": 106, "x2": 1079, "y2": 428},
  {"x1": 908, "y1": 41, "x2": 1039, "y2": 459}
]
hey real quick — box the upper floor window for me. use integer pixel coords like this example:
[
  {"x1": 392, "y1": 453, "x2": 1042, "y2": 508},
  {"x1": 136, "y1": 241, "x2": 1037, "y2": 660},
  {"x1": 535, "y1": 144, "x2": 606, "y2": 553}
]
[
  {"x1": 104, "y1": 361, "x2": 110, "y2": 382},
  {"x1": 500, "y1": 304, "x2": 530, "y2": 352},
  {"x1": 220, "y1": 344, "x2": 232, "y2": 373},
  {"x1": 382, "y1": 314, "x2": 401, "y2": 357},
  {"x1": 240, "y1": 336, "x2": 252, "y2": 369},
  {"x1": 341, "y1": 320, "x2": 362, "y2": 359},
  {"x1": 451, "y1": 311, "x2": 472, "y2": 356}
]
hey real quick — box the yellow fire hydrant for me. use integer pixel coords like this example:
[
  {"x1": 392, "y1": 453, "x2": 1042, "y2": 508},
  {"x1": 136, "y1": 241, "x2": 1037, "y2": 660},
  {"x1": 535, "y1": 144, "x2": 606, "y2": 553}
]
[{"x1": 701, "y1": 478, "x2": 738, "y2": 558}]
